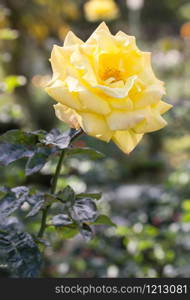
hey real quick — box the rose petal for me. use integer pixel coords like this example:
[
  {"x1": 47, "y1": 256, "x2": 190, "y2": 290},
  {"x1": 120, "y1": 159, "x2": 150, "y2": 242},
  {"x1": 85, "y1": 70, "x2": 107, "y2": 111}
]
[
  {"x1": 112, "y1": 130, "x2": 143, "y2": 154},
  {"x1": 106, "y1": 109, "x2": 147, "y2": 131},
  {"x1": 79, "y1": 112, "x2": 113, "y2": 142},
  {"x1": 78, "y1": 89, "x2": 111, "y2": 115},
  {"x1": 153, "y1": 101, "x2": 173, "y2": 114},
  {"x1": 95, "y1": 75, "x2": 137, "y2": 98},
  {"x1": 133, "y1": 109, "x2": 167, "y2": 133},
  {"x1": 45, "y1": 80, "x2": 81, "y2": 110},
  {"x1": 133, "y1": 85, "x2": 165, "y2": 109},
  {"x1": 49, "y1": 45, "x2": 66, "y2": 80},
  {"x1": 64, "y1": 31, "x2": 84, "y2": 47},
  {"x1": 54, "y1": 103, "x2": 81, "y2": 129}
]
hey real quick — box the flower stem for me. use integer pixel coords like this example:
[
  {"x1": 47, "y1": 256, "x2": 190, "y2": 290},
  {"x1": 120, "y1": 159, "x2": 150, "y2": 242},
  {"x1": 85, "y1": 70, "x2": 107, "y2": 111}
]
[
  {"x1": 51, "y1": 149, "x2": 65, "y2": 195},
  {"x1": 37, "y1": 129, "x2": 83, "y2": 238}
]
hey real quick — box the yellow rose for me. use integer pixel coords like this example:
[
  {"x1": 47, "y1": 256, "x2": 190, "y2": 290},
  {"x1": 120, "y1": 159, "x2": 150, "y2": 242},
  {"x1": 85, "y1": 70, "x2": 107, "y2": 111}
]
[
  {"x1": 45, "y1": 23, "x2": 172, "y2": 154},
  {"x1": 84, "y1": 0, "x2": 119, "y2": 22}
]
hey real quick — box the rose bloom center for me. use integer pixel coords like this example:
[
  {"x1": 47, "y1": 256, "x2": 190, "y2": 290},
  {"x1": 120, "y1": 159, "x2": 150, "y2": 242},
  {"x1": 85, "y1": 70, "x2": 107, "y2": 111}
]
[{"x1": 100, "y1": 67, "x2": 123, "y2": 83}]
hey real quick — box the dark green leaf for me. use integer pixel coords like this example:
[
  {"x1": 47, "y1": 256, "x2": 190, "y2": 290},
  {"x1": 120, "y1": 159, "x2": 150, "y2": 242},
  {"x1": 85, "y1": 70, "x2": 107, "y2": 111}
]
[
  {"x1": 0, "y1": 230, "x2": 13, "y2": 251},
  {"x1": 0, "y1": 130, "x2": 37, "y2": 166},
  {"x1": 69, "y1": 128, "x2": 83, "y2": 141},
  {"x1": 31, "y1": 130, "x2": 47, "y2": 141},
  {"x1": 80, "y1": 223, "x2": 93, "y2": 241},
  {"x1": 71, "y1": 198, "x2": 97, "y2": 223},
  {"x1": 52, "y1": 214, "x2": 73, "y2": 227},
  {"x1": 12, "y1": 186, "x2": 29, "y2": 198},
  {"x1": 56, "y1": 224, "x2": 79, "y2": 239},
  {"x1": 44, "y1": 193, "x2": 57, "y2": 204},
  {"x1": 0, "y1": 230, "x2": 42, "y2": 277},
  {"x1": 0, "y1": 215, "x2": 22, "y2": 232},
  {"x1": 26, "y1": 193, "x2": 56, "y2": 218},
  {"x1": 92, "y1": 215, "x2": 116, "y2": 227},
  {"x1": 41, "y1": 128, "x2": 71, "y2": 149},
  {"x1": 0, "y1": 186, "x2": 29, "y2": 217},
  {"x1": 0, "y1": 187, "x2": 53, "y2": 218},
  {"x1": 76, "y1": 192, "x2": 102, "y2": 200},
  {"x1": 35, "y1": 238, "x2": 50, "y2": 247},
  {"x1": 57, "y1": 185, "x2": 75, "y2": 204},
  {"x1": 26, "y1": 200, "x2": 43, "y2": 218},
  {"x1": 66, "y1": 147, "x2": 104, "y2": 160},
  {"x1": 0, "y1": 130, "x2": 37, "y2": 145},
  {"x1": 25, "y1": 146, "x2": 54, "y2": 176}
]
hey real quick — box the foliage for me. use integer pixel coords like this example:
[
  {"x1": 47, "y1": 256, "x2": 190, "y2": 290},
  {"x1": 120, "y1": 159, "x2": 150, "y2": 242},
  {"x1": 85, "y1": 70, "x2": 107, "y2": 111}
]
[
  {"x1": 0, "y1": 128, "x2": 104, "y2": 175},
  {"x1": 0, "y1": 128, "x2": 114, "y2": 277},
  {"x1": 0, "y1": 226, "x2": 42, "y2": 278}
]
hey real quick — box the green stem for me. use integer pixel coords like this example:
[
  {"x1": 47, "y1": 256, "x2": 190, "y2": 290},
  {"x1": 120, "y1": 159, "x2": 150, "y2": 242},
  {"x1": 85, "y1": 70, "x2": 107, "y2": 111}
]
[
  {"x1": 37, "y1": 150, "x2": 65, "y2": 238},
  {"x1": 37, "y1": 129, "x2": 83, "y2": 238},
  {"x1": 37, "y1": 204, "x2": 49, "y2": 239},
  {"x1": 51, "y1": 149, "x2": 65, "y2": 195}
]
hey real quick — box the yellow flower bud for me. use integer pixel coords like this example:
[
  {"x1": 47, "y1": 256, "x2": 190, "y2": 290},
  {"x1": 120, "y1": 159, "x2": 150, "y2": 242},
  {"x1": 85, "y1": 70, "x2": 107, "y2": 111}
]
[{"x1": 84, "y1": 0, "x2": 119, "y2": 22}]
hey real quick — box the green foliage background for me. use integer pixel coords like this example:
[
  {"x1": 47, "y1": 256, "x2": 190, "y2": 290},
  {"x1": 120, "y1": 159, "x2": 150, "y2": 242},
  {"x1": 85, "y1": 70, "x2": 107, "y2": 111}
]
[{"x1": 1, "y1": 0, "x2": 190, "y2": 278}]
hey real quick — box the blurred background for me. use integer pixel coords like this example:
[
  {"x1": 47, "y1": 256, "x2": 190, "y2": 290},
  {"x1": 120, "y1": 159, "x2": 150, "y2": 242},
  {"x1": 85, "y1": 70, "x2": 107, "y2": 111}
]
[{"x1": 1, "y1": 0, "x2": 190, "y2": 278}]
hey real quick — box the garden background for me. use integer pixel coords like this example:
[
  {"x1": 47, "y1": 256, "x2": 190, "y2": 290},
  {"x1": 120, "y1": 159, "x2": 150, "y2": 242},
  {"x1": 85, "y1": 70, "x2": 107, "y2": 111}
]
[{"x1": 1, "y1": 0, "x2": 190, "y2": 278}]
